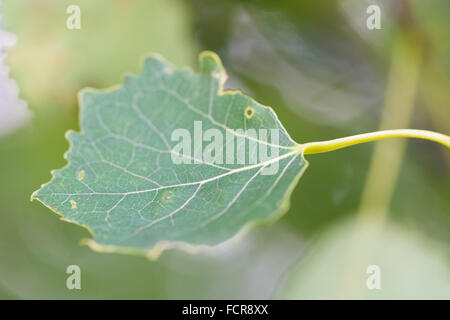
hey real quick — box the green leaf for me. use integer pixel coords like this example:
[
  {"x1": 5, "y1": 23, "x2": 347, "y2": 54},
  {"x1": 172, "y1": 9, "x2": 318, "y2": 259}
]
[
  {"x1": 277, "y1": 218, "x2": 450, "y2": 299},
  {"x1": 32, "y1": 51, "x2": 307, "y2": 259}
]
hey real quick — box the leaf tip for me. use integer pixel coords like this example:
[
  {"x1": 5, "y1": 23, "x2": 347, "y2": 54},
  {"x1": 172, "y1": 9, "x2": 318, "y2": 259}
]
[
  {"x1": 30, "y1": 190, "x2": 38, "y2": 202},
  {"x1": 199, "y1": 50, "x2": 227, "y2": 82}
]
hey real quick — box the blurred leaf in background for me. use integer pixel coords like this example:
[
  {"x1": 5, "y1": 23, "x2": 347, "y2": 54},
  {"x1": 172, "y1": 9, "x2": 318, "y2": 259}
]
[
  {"x1": 0, "y1": 13, "x2": 31, "y2": 137},
  {"x1": 278, "y1": 217, "x2": 450, "y2": 299},
  {"x1": 3, "y1": 0, "x2": 197, "y2": 108}
]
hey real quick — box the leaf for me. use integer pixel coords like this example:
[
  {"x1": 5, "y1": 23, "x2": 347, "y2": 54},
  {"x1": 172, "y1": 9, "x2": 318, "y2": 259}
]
[
  {"x1": 0, "y1": 26, "x2": 31, "y2": 137},
  {"x1": 277, "y1": 218, "x2": 450, "y2": 299},
  {"x1": 32, "y1": 51, "x2": 307, "y2": 259}
]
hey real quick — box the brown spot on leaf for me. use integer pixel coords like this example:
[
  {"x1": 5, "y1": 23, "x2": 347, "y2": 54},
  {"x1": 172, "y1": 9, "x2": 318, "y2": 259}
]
[{"x1": 162, "y1": 190, "x2": 173, "y2": 201}]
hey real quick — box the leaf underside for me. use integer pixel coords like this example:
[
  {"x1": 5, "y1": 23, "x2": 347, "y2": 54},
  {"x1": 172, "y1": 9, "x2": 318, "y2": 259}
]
[{"x1": 32, "y1": 51, "x2": 307, "y2": 258}]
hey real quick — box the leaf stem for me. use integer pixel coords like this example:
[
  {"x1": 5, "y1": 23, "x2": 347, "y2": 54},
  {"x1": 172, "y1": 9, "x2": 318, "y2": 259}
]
[{"x1": 302, "y1": 129, "x2": 450, "y2": 155}]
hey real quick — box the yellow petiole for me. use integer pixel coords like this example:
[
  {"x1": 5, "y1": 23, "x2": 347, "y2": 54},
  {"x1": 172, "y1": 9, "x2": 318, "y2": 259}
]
[{"x1": 301, "y1": 129, "x2": 450, "y2": 155}]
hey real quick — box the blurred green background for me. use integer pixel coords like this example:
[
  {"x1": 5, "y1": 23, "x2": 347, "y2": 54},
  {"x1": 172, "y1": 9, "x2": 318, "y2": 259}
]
[{"x1": 0, "y1": 0, "x2": 449, "y2": 299}]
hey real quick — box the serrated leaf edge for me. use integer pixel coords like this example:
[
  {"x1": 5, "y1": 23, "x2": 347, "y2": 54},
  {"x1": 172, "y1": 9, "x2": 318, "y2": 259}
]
[{"x1": 31, "y1": 51, "x2": 308, "y2": 259}]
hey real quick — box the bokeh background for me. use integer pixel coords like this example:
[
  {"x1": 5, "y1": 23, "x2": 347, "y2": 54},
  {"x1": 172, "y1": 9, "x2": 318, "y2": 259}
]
[{"x1": 0, "y1": 0, "x2": 449, "y2": 299}]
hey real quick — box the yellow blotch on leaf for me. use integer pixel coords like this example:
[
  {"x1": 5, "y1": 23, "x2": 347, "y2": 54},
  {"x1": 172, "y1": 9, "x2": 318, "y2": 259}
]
[{"x1": 245, "y1": 107, "x2": 254, "y2": 119}]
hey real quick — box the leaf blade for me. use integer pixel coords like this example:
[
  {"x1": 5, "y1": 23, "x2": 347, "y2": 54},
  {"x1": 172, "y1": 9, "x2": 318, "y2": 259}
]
[{"x1": 32, "y1": 51, "x2": 307, "y2": 258}]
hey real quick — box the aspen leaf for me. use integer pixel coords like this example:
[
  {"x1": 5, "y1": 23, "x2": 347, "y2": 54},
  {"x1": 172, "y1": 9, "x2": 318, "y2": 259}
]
[{"x1": 32, "y1": 52, "x2": 308, "y2": 258}]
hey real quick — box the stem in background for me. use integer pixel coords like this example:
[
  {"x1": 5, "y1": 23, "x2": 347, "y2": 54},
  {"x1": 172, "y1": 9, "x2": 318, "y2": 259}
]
[
  {"x1": 337, "y1": 29, "x2": 423, "y2": 298},
  {"x1": 301, "y1": 129, "x2": 450, "y2": 155}
]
